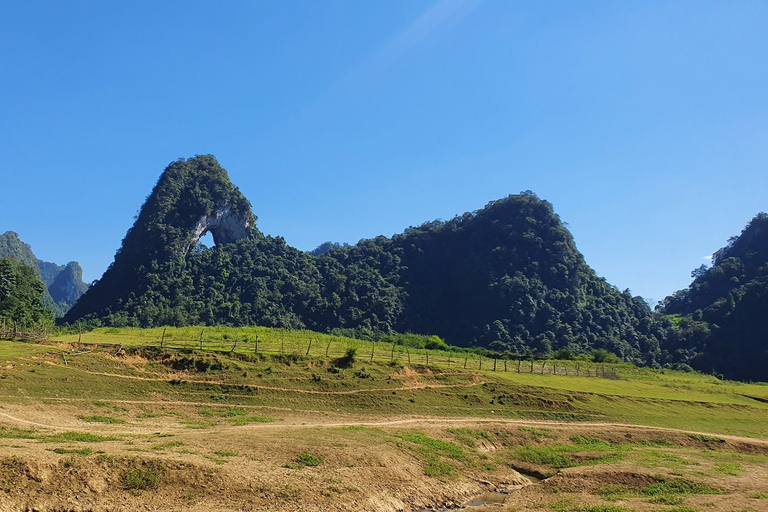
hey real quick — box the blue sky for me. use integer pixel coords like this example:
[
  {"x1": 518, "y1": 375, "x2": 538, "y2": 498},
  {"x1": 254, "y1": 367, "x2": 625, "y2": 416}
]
[{"x1": 1, "y1": 0, "x2": 766, "y2": 305}]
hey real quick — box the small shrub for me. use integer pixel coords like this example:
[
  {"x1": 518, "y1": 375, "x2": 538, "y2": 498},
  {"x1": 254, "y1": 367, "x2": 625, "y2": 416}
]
[{"x1": 295, "y1": 452, "x2": 322, "y2": 467}]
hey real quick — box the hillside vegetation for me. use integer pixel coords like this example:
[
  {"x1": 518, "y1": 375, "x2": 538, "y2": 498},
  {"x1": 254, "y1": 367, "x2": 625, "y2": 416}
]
[
  {"x1": 659, "y1": 213, "x2": 768, "y2": 381},
  {"x1": 0, "y1": 231, "x2": 87, "y2": 316},
  {"x1": 64, "y1": 156, "x2": 665, "y2": 367}
]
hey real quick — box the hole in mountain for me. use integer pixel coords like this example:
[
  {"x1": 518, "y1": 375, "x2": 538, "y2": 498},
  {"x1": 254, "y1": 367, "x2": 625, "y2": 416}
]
[{"x1": 197, "y1": 231, "x2": 215, "y2": 250}]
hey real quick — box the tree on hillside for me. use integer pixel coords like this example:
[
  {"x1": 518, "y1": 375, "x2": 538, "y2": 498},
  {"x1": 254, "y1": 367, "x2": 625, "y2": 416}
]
[{"x1": 0, "y1": 258, "x2": 52, "y2": 328}]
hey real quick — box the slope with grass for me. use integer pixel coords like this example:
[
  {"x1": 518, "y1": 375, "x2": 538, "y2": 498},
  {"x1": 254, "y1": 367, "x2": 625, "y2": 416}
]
[{"x1": 1, "y1": 326, "x2": 767, "y2": 511}]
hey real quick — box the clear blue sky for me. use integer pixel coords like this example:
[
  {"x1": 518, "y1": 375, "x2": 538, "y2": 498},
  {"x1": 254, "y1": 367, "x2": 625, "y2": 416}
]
[{"x1": 1, "y1": 0, "x2": 766, "y2": 305}]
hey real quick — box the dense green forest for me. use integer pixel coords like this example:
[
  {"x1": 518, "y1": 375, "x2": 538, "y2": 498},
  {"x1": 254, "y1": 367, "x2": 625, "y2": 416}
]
[
  {"x1": 64, "y1": 156, "x2": 666, "y2": 366},
  {"x1": 0, "y1": 257, "x2": 52, "y2": 328},
  {"x1": 0, "y1": 231, "x2": 87, "y2": 316},
  {"x1": 658, "y1": 213, "x2": 768, "y2": 381},
  {"x1": 50, "y1": 156, "x2": 768, "y2": 381}
]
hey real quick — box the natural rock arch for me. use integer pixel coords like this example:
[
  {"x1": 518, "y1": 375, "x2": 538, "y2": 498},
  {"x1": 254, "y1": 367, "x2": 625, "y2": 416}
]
[{"x1": 187, "y1": 202, "x2": 252, "y2": 254}]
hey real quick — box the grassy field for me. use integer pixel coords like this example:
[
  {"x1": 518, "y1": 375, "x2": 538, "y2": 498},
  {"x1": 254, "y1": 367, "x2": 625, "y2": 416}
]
[
  {"x1": 39, "y1": 325, "x2": 768, "y2": 438},
  {"x1": 1, "y1": 326, "x2": 767, "y2": 511}
]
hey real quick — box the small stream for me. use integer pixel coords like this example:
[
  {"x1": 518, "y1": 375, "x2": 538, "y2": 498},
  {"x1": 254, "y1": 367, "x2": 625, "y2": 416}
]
[{"x1": 418, "y1": 469, "x2": 544, "y2": 511}]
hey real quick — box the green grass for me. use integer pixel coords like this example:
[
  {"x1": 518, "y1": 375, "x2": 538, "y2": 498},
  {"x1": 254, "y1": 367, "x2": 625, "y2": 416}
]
[
  {"x1": 0, "y1": 426, "x2": 37, "y2": 439},
  {"x1": 213, "y1": 449, "x2": 238, "y2": 457},
  {"x1": 295, "y1": 452, "x2": 322, "y2": 467},
  {"x1": 395, "y1": 431, "x2": 466, "y2": 460},
  {"x1": 641, "y1": 479, "x2": 721, "y2": 497},
  {"x1": 511, "y1": 436, "x2": 627, "y2": 469},
  {"x1": 77, "y1": 415, "x2": 126, "y2": 424},
  {"x1": 123, "y1": 460, "x2": 164, "y2": 490},
  {"x1": 3, "y1": 326, "x2": 768, "y2": 439},
  {"x1": 51, "y1": 447, "x2": 93, "y2": 455},
  {"x1": 43, "y1": 432, "x2": 117, "y2": 443},
  {"x1": 152, "y1": 440, "x2": 184, "y2": 451},
  {"x1": 714, "y1": 462, "x2": 743, "y2": 475},
  {"x1": 230, "y1": 415, "x2": 276, "y2": 425}
]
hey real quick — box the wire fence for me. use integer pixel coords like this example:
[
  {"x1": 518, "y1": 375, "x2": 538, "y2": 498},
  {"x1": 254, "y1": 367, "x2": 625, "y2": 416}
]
[{"x1": 0, "y1": 326, "x2": 621, "y2": 379}]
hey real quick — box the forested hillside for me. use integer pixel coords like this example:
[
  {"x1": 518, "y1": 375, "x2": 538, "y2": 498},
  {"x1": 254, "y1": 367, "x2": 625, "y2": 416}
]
[
  {"x1": 659, "y1": 213, "x2": 768, "y2": 381},
  {"x1": 0, "y1": 231, "x2": 87, "y2": 316},
  {"x1": 0, "y1": 257, "x2": 52, "y2": 327},
  {"x1": 64, "y1": 156, "x2": 664, "y2": 365}
]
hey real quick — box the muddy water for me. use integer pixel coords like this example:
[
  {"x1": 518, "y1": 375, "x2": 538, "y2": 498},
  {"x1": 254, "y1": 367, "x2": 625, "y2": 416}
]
[
  {"x1": 418, "y1": 468, "x2": 543, "y2": 511},
  {"x1": 464, "y1": 491, "x2": 508, "y2": 507}
]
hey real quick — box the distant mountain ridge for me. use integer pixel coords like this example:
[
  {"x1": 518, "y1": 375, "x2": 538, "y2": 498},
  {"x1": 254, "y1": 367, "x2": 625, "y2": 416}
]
[
  {"x1": 0, "y1": 231, "x2": 87, "y2": 317},
  {"x1": 64, "y1": 155, "x2": 663, "y2": 365}
]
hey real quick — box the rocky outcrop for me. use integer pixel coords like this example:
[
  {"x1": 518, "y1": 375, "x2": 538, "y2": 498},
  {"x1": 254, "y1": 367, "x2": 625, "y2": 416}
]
[{"x1": 187, "y1": 202, "x2": 252, "y2": 255}]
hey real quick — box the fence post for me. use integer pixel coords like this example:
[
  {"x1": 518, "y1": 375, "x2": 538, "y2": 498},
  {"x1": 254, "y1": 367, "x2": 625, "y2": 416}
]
[
  {"x1": 255, "y1": 335, "x2": 259, "y2": 354},
  {"x1": 326, "y1": 340, "x2": 332, "y2": 358},
  {"x1": 161, "y1": 327, "x2": 166, "y2": 349},
  {"x1": 280, "y1": 336, "x2": 284, "y2": 355},
  {"x1": 406, "y1": 346, "x2": 411, "y2": 365},
  {"x1": 199, "y1": 330, "x2": 204, "y2": 350},
  {"x1": 77, "y1": 322, "x2": 81, "y2": 343},
  {"x1": 504, "y1": 360, "x2": 507, "y2": 372},
  {"x1": 306, "y1": 339, "x2": 312, "y2": 357},
  {"x1": 530, "y1": 359, "x2": 534, "y2": 373},
  {"x1": 391, "y1": 342, "x2": 395, "y2": 361},
  {"x1": 479, "y1": 357, "x2": 482, "y2": 370},
  {"x1": 541, "y1": 361, "x2": 546, "y2": 374},
  {"x1": 426, "y1": 350, "x2": 429, "y2": 367},
  {"x1": 464, "y1": 355, "x2": 468, "y2": 369},
  {"x1": 230, "y1": 336, "x2": 238, "y2": 353},
  {"x1": 370, "y1": 340, "x2": 375, "y2": 362},
  {"x1": 493, "y1": 358, "x2": 497, "y2": 372}
]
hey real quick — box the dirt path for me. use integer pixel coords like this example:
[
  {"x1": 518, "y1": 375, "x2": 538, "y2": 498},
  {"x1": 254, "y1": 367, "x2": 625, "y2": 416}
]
[{"x1": 2, "y1": 404, "x2": 766, "y2": 447}]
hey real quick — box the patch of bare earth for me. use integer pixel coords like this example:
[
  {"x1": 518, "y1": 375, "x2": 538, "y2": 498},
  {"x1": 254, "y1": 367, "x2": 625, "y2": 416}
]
[{"x1": 1, "y1": 402, "x2": 767, "y2": 511}]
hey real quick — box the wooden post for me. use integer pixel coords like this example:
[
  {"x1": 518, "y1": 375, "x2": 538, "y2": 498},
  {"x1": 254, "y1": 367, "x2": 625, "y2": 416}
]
[
  {"x1": 230, "y1": 336, "x2": 238, "y2": 353},
  {"x1": 530, "y1": 359, "x2": 534, "y2": 373},
  {"x1": 493, "y1": 358, "x2": 497, "y2": 372},
  {"x1": 326, "y1": 340, "x2": 332, "y2": 357},
  {"x1": 426, "y1": 350, "x2": 429, "y2": 367},
  {"x1": 576, "y1": 363, "x2": 579, "y2": 376},
  {"x1": 370, "y1": 340, "x2": 375, "y2": 362},
  {"x1": 541, "y1": 361, "x2": 546, "y2": 374},
  {"x1": 255, "y1": 335, "x2": 259, "y2": 354},
  {"x1": 199, "y1": 330, "x2": 203, "y2": 350},
  {"x1": 504, "y1": 360, "x2": 508, "y2": 372},
  {"x1": 447, "y1": 352, "x2": 452, "y2": 366},
  {"x1": 479, "y1": 357, "x2": 482, "y2": 370},
  {"x1": 464, "y1": 355, "x2": 468, "y2": 369},
  {"x1": 161, "y1": 327, "x2": 166, "y2": 349},
  {"x1": 78, "y1": 323, "x2": 82, "y2": 343},
  {"x1": 306, "y1": 339, "x2": 312, "y2": 357},
  {"x1": 390, "y1": 342, "x2": 395, "y2": 361},
  {"x1": 406, "y1": 346, "x2": 411, "y2": 365},
  {"x1": 280, "y1": 336, "x2": 284, "y2": 355},
  {"x1": 517, "y1": 359, "x2": 522, "y2": 373}
]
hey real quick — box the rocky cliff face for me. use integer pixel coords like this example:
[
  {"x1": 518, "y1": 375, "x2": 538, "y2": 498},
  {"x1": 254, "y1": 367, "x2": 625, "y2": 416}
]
[{"x1": 187, "y1": 202, "x2": 252, "y2": 256}]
